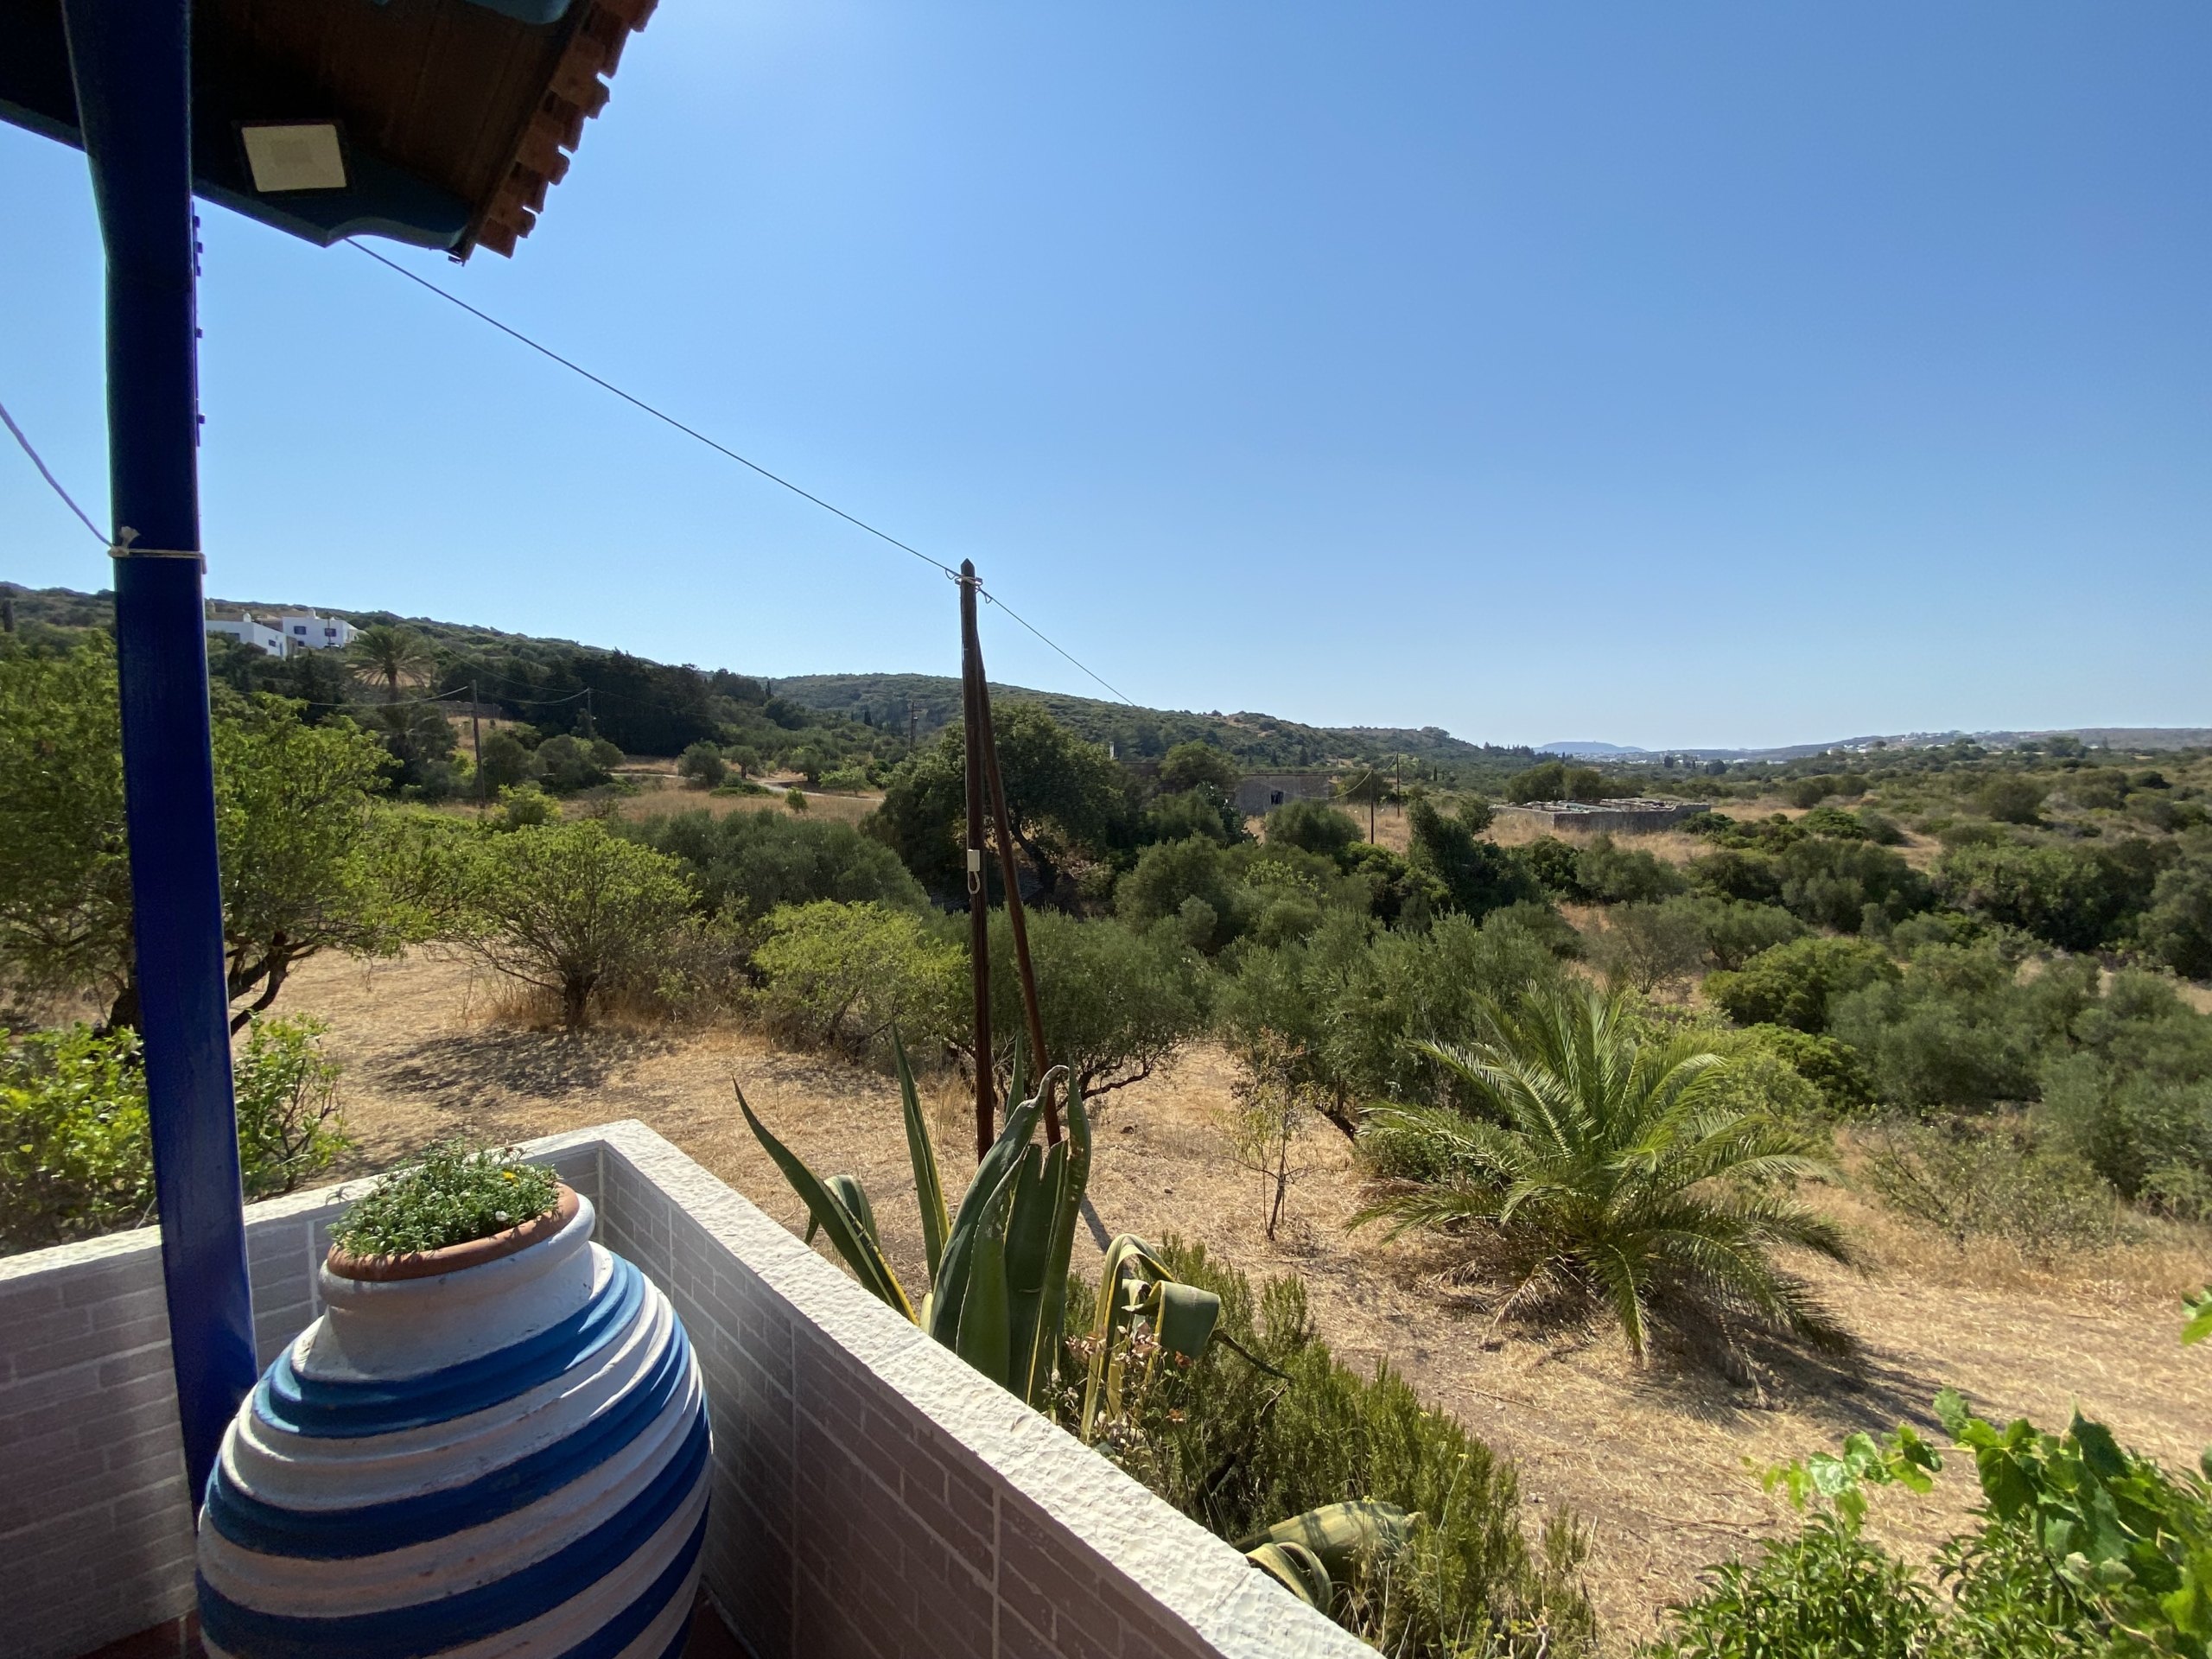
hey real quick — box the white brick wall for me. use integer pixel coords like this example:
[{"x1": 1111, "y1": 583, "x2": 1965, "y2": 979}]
[{"x1": 0, "y1": 1123, "x2": 1363, "y2": 1659}]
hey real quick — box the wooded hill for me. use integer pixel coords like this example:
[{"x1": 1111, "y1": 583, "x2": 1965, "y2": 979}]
[{"x1": 0, "y1": 584, "x2": 1546, "y2": 787}]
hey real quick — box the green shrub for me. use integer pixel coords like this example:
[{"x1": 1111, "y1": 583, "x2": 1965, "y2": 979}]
[
  {"x1": 1827, "y1": 943, "x2": 2095, "y2": 1114},
  {"x1": 1859, "y1": 1119, "x2": 2122, "y2": 1255},
  {"x1": 1096, "y1": 1239, "x2": 1597, "y2": 1658},
  {"x1": 1156, "y1": 741, "x2": 1240, "y2": 796},
  {"x1": 1705, "y1": 937, "x2": 1899, "y2": 1034},
  {"x1": 1144, "y1": 785, "x2": 1244, "y2": 847},
  {"x1": 978, "y1": 909, "x2": 1205, "y2": 1098},
  {"x1": 1648, "y1": 1511, "x2": 1933, "y2": 1659},
  {"x1": 1743, "y1": 1025, "x2": 1877, "y2": 1115},
  {"x1": 1520, "y1": 834, "x2": 1588, "y2": 899},
  {"x1": 2036, "y1": 977, "x2": 2212, "y2": 1214},
  {"x1": 1688, "y1": 848, "x2": 1784, "y2": 906},
  {"x1": 1574, "y1": 833, "x2": 1688, "y2": 904},
  {"x1": 1118, "y1": 836, "x2": 1249, "y2": 948},
  {"x1": 817, "y1": 766, "x2": 872, "y2": 793},
  {"x1": 535, "y1": 733, "x2": 620, "y2": 794},
  {"x1": 753, "y1": 899, "x2": 965, "y2": 1057},
  {"x1": 329, "y1": 1138, "x2": 560, "y2": 1257},
  {"x1": 0, "y1": 1025, "x2": 151, "y2": 1251},
  {"x1": 1977, "y1": 774, "x2": 2047, "y2": 825},
  {"x1": 232, "y1": 1014, "x2": 350, "y2": 1200},
  {"x1": 2139, "y1": 853, "x2": 2212, "y2": 980},
  {"x1": 1936, "y1": 840, "x2": 2159, "y2": 952},
  {"x1": 454, "y1": 819, "x2": 696, "y2": 1028},
  {"x1": 1855, "y1": 809, "x2": 1907, "y2": 846},
  {"x1": 1648, "y1": 1389, "x2": 2196, "y2": 1659},
  {"x1": 676, "y1": 741, "x2": 728, "y2": 790},
  {"x1": 1777, "y1": 838, "x2": 1930, "y2": 933},
  {"x1": 1263, "y1": 799, "x2": 1362, "y2": 861},
  {"x1": 494, "y1": 784, "x2": 558, "y2": 830},
  {"x1": 1, "y1": 1017, "x2": 348, "y2": 1255},
  {"x1": 1408, "y1": 799, "x2": 1546, "y2": 920},
  {"x1": 1590, "y1": 902, "x2": 1711, "y2": 992},
  {"x1": 619, "y1": 806, "x2": 926, "y2": 921},
  {"x1": 1795, "y1": 805, "x2": 1868, "y2": 841}
]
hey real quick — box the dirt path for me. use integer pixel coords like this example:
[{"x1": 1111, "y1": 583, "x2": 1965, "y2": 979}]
[{"x1": 286, "y1": 951, "x2": 2212, "y2": 1649}]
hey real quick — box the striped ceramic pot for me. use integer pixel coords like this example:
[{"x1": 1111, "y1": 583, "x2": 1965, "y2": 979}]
[{"x1": 195, "y1": 1185, "x2": 710, "y2": 1659}]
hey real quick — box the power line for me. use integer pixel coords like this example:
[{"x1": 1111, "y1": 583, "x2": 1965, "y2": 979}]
[
  {"x1": 346, "y1": 239, "x2": 1136, "y2": 707},
  {"x1": 347, "y1": 240, "x2": 958, "y2": 580},
  {"x1": 1, "y1": 396, "x2": 105, "y2": 544}
]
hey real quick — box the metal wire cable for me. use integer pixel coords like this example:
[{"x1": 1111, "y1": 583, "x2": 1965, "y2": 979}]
[
  {"x1": 346, "y1": 239, "x2": 1136, "y2": 706},
  {"x1": 1, "y1": 396, "x2": 105, "y2": 544}
]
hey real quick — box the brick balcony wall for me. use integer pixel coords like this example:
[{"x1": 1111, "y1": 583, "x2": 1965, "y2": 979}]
[{"x1": 0, "y1": 1121, "x2": 1363, "y2": 1659}]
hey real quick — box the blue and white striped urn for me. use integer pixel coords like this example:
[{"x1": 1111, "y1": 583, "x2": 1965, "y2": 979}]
[{"x1": 195, "y1": 1187, "x2": 710, "y2": 1659}]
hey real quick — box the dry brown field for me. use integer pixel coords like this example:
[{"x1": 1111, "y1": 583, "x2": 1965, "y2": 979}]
[{"x1": 283, "y1": 950, "x2": 2212, "y2": 1651}]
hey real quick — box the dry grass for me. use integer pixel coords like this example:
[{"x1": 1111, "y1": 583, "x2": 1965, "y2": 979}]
[
  {"x1": 614, "y1": 785, "x2": 884, "y2": 827},
  {"x1": 282, "y1": 950, "x2": 2212, "y2": 1651}
]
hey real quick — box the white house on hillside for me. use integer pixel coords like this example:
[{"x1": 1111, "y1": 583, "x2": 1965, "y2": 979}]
[
  {"x1": 279, "y1": 612, "x2": 359, "y2": 651},
  {"x1": 205, "y1": 613, "x2": 291, "y2": 658}
]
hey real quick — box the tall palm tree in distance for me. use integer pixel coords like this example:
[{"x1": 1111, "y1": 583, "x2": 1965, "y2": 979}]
[
  {"x1": 1357, "y1": 984, "x2": 1852, "y2": 1366},
  {"x1": 346, "y1": 625, "x2": 438, "y2": 703}
]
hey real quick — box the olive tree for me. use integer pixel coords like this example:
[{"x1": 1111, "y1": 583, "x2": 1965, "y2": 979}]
[
  {"x1": 979, "y1": 909, "x2": 1205, "y2": 1099},
  {"x1": 454, "y1": 820, "x2": 694, "y2": 1027},
  {"x1": 0, "y1": 640, "x2": 423, "y2": 1030}
]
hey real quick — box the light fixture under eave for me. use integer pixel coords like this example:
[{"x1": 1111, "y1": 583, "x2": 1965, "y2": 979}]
[{"x1": 239, "y1": 122, "x2": 348, "y2": 193}]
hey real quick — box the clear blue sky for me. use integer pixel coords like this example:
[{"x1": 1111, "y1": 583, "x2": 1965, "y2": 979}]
[{"x1": 4, "y1": 3, "x2": 2207, "y2": 749}]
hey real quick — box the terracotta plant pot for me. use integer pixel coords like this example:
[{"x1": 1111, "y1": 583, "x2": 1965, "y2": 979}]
[{"x1": 194, "y1": 1183, "x2": 711, "y2": 1659}]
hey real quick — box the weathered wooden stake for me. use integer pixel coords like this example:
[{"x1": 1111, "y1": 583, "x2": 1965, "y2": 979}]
[{"x1": 959, "y1": 563, "x2": 995, "y2": 1160}]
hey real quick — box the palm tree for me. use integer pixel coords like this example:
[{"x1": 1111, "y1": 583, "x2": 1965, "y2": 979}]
[
  {"x1": 1356, "y1": 984, "x2": 1851, "y2": 1363},
  {"x1": 345, "y1": 625, "x2": 437, "y2": 702}
]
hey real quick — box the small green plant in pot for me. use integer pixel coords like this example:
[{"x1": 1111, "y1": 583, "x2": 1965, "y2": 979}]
[
  {"x1": 325, "y1": 1137, "x2": 559, "y2": 1257},
  {"x1": 195, "y1": 1137, "x2": 714, "y2": 1659}
]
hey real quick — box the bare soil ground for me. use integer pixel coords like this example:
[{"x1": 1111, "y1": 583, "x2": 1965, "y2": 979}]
[{"x1": 285, "y1": 950, "x2": 2212, "y2": 1650}]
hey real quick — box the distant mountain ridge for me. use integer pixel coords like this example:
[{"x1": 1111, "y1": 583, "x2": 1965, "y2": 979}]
[
  {"x1": 1548, "y1": 729, "x2": 2212, "y2": 761},
  {"x1": 5, "y1": 582, "x2": 2202, "y2": 766}
]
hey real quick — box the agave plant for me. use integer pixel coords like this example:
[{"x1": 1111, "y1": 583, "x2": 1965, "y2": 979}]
[
  {"x1": 1077, "y1": 1235, "x2": 1224, "y2": 1443},
  {"x1": 1240, "y1": 1500, "x2": 1416, "y2": 1613},
  {"x1": 744, "y1": 1031, "x2": 1238, "y2": 1417},
  {"x1": 1356, "y1": 984, "x2": 1852, "y2": 1362}
]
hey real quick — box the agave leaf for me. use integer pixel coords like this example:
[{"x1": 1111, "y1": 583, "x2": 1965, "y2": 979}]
[
  {"x1": 893, "y1": 1029, "x2": 950, "y2": 1287},
  {"x1": 1236, "y1": 1502, "x2": 1415, "y2": 1581},
  {"x1": 806, "y1": 1173, "x2": 880, "y2": 1250},
  {"x1": 1246, "y1": 1541, "x2": 1332, "y2": 1611},
  {"x1": 736, "y1": 1084, "x2": 914, "y2": 1322},
  {"x1": 1003, "y1": 1142, "x2": 1053, "y2": 1406},
  {"x1": 955, "y1": 1160, "x2": 1023, "y2": 1389},
  {"x1": 930, "y1": 1087, "x2": 1046, "y2": 1347},
  {"x1": 1154, "y1": 1281, "x2": 1222, "y2": 1362},
  {"x1": 1025, "y1": 1076, "x2": 1090, "y2": 1408}
]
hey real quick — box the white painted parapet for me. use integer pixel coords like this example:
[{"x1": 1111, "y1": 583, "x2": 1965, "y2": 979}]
[{"x1": 2, "y1": 1121, "x2": 1368, "y2": 1659}]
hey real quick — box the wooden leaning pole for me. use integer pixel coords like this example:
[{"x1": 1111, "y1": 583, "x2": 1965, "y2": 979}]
[{"x1": 957, "y1": 560, "x2": 1059, "y2": 1161}]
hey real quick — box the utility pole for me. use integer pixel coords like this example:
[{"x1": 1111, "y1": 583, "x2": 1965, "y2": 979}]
[
  {"x1": 470, "y1": 681, "x2": 484, "y2": 810},
  {"x1": 958, "y1": 563, "x2": 995, "y2": 1160}
]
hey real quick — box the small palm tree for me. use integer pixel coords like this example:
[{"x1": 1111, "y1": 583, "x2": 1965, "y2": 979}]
[
  {"x1": 346, "y1": 626, "x2": 437, "y2": 702},
  {"x1": 1356, "y1": 984, "x2": 1851, "y2": 1363}
]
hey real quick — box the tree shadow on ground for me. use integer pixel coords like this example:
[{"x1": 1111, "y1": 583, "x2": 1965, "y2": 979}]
[{"x1": 367, "y1": 1023, "x2": 682, "y2": 1109}]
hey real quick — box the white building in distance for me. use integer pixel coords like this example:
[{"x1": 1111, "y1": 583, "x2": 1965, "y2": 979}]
[
  {"x1": 278, "y1": 612, "x2": 359, "y2": 651},
  {"x1": 205, "y1": 612, "x2": 291, "y2": 658}
]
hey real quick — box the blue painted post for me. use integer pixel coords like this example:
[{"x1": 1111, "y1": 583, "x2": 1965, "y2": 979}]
[{"x1": 60, "y1": 0, "x2": 257, "y2": 1503}]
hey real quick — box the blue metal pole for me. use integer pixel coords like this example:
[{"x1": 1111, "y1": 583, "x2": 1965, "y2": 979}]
[{"x1": 60, "y1": 0, "x2": 257, "y2": 1506}]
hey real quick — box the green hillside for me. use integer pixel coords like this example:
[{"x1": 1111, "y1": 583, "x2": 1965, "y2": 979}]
[{"x1": 770, "y1": 671, "x2": 1546, "y2": 788}]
